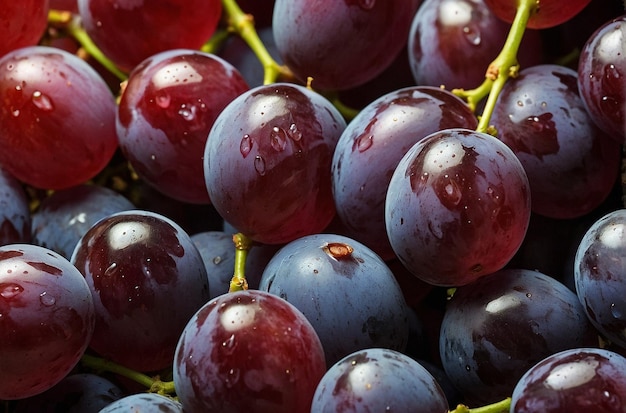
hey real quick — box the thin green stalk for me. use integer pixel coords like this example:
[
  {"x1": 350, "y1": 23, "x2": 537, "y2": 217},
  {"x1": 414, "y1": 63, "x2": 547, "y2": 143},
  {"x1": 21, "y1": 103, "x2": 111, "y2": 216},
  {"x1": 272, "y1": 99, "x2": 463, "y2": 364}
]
[
  {"x1": 229, "y1": 232, "x2": 253, "y2": 292},
  {"x1": 220, "y1": 0, "x2": 293, "y2": 84},
  {"x1": 81, "y1": 354, "x2": 176, "y2": 395},
  {"x1": 449, "y1": 397, "x2": 511, "y2": 413}
]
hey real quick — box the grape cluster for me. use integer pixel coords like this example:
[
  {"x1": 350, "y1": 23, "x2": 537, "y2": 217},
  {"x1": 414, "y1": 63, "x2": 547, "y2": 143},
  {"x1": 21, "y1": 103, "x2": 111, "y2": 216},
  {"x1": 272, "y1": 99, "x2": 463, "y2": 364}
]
[{"x1": 1, "y1": 0, "x2": 626, "y2": 412}]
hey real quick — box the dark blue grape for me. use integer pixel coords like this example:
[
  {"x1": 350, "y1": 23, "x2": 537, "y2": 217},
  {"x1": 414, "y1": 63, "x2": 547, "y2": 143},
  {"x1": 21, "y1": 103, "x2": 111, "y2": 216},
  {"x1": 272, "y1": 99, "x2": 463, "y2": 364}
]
[
  {"x1": 311, "y1": 348, "x2": 449, "y2": 413},
  {"x1": 575, "y1": 209, "x2": 626, "y2": 350},
  {"x1": 99, "y1": 393, "x2": 183, "y2": 412},
  {"x1": 259, "y1": 233, "x2": 409, "y2": 366},
  {"x1": 31, "y1": 184, "x2": 135, "y2": 259},
  {"x1": 439, "y1": 268, "x2": 597, "y2": 405},
  {"x1": 0, "y1": 166, "x2": 30, "y2": 245}
]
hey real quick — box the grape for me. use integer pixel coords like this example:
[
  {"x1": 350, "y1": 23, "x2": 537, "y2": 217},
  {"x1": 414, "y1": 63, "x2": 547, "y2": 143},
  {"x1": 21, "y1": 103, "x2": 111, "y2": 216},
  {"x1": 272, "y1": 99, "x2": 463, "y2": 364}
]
[
  {"x1": 70, "y1": 210, "x2": 210, "y2": 372},
  {"x1": 483, "y1": 0, "x2": 592, "y2": 29},
  {"x1": 117, "y1": 49, "x2": 250, "y2": 204},
  {"x1": 272, "y1": 0, "x2": 420, "y2": 90},
  {"x1": 491, "y1": 64, "x2": 620, "y2": 219},
  {"x1": 50, "y1": 0, "x2": 78, "y2": 13},
  {"x1": 0, "y1": 244, "x2": 95, "y2": 400},
  {"x1": 385, "y1": 128, "x2": 531, "y2": 286},
  {"x1": 577, "y1": 14, "x2": 626, "y2": 144},
  {"x1": 0, "y1": 1, "x2": 49, "y2": 58},
  {"x1": 174, "y1": 289, "x2": 326, "y2": 413},
  {"x1": 311, "y1": 348, "x2": 449, "y2": 413},
  {"x1": 574, "y1": 209, "x2": 626, "y2": 350},
  {"x1": 31, "y1": 184, "x2": 135, "y2": 259},
  {"x1": 0, "y1": 46, "x2": 118, "y2": 190},
  {"x1": 77, "y1": 0, "x2": 222, "y2": 72},
  {"x1": 12, "y1": 373, "x2": 124, "y2": 413},
  {"x1": 203, "y1": 83, "x2": 346, "y2": 245},
  {"x1": 332, "y1": 86, "x2": 478, "y2": 260},
  {"x1": 259, "y1": 233, "x2": 410, "y2": 366},
  {"x1": 0, "y1": 166, "x2": 31, "y2": 245},
  {"x1": 439, "y1": 268, "x2": 596, "y2": 405},
  {"x1": 99, "y1": 393, "x2": 183, "y2": 412},
  {"x1": 408, "y1": 0, "x2": 544, "y2": 90},
  {"x1": 511, "y1": 347, "x2": 626, "y2": 412}
]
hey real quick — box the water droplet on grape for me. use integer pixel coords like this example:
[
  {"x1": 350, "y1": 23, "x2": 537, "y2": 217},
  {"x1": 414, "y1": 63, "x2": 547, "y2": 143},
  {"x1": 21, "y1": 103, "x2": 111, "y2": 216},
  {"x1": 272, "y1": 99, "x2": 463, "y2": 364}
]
[
  {"x1": 240, "y1": 134, "x2": 253, "y2": 158},
  {"x1": 465, "y1": 365, "x2": 471, "y2": 371},
  {"x1": 6, "y1": 63, "x2": 14, "y2": 71},
  {"x1": 358, "y1": 0, "x2": 376, "y2": 9},
  {"x1": 0, "y1": 283, "x2": 24, "y2": 299},
  {"x1": 178, "y1": 105, "x2": 196, "y2": 121},
  {"x1": 270, "y1": 126, "x2": 287, "y2": 151},
  {"x1": 11, "y1": 109, "x2": 20, "y2": 117},
  {"x1": 287, "y1": 123, "x2": 302, "y2": 141},
  {"x1": 155, "y1": 93, "x2": 171, "y2": 108},
  {"x1": 104, "y1": 262, "x2": 117, "y2": 277},
  {"x1": 221, "y1": 333, "x2": 237, "y2": 355},
  {"x1": 212, "y1": 256, "x2": 222, "y2": 265},
  {"x1": 39, "y1": 292, "x2": 56, "y2": 306},
  {"x1": 356, "y1": 135, "x2": 374, "y2": 152},
  {"x1": 254, "y1": 155, "x2": 266, "y2": 176},
  {"x1": 462, "y1": 25, "x2": 481, "y2": 45},
  {"x1": 223, "y1": 368, "x2": 240, "y2": 388},
  {"x1": 611, "y1": 303, "x2": 622, "y2": 318},
  {"x1": 31, "y1": 91, "x2": 54, "y2": 112}
]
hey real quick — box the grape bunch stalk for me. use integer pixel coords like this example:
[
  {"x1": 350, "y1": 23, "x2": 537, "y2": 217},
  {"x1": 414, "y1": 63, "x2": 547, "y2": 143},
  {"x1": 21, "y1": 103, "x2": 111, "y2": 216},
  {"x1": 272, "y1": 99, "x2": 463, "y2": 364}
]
[{"x1": 1, "y1": 0, "x2": 626, "y2": 412}]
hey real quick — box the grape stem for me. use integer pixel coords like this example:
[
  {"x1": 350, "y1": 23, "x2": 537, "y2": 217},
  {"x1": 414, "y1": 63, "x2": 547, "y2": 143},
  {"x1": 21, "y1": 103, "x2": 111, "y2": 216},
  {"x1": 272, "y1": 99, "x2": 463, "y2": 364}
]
[
  {"x1": 221, "y1": 0, "x2": 294, "y2": 85},
  {"x1": 80, "y1": 354, "x2": 176, "y2": 395},
  {"x1": 229, "y1": 232, "x2": 253, "y2": 292},
  {"x1": 453, "y1": 0, "x2": 538, "y2": 133},
  {"x1": 449, "y1": 398, "x2": 511, "y2": 413}
]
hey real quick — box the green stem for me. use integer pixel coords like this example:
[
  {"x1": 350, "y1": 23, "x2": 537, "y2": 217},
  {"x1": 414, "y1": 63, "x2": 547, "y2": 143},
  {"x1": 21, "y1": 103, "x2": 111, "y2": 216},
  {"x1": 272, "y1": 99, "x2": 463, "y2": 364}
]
[
  {"x1": 81, "y1": 354, "x2": 176, "y2": 395},
  {"x1": 449, "y1": 397, "x2": 511, "y2": 413},
  {"x1": 220, "y1": 0, "x2": 293, "y2": 84},
  {"x1": 200, "y1": 28, "x2": 231, "y2": 54},
  {"x1": 229, "y1": 232, "x2": 253, "y2": 292},
  {"x1": 453, "y1": 0, "x2": 538, "y2": 133}
]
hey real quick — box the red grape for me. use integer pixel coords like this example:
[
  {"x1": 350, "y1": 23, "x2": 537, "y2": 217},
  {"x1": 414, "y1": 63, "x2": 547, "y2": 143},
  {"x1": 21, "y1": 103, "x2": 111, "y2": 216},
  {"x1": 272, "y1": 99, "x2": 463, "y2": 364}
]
[
  {"x1": 203, "y1": 83, "x2": 346, "y2": 245},
  {"x1": 174, "y1": 289, "x2": 327, "y2": 413},
  {"x1": 0, "y1": 46, "x2": 118, "y2": 190},
  {"x1": 483, "y1": 0, "x2": 592, "y2": 29},
  {"x1": 117, "y1": 49, "x2": 250, "y2": 204},
  {"x1": 385, "y1": 128, "x2": 531, "y2": 286},
  {"x1": 0, "y1": 1, "x2": 49, "y2": 58},
  {"x1": 0, "y1": 244, "x2": 95, "y2": 400},
  {"x1": 77, "y1": 0, "x2": 222, "y2": 72}
]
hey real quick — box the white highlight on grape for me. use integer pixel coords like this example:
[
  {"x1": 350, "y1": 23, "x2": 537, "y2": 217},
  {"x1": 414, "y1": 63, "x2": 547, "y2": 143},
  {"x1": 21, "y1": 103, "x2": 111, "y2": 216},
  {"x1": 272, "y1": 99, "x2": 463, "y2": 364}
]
[
  {"x1": 599, "y1": 222, "x2": 626, "y2": 249},
  {"x1": 422, "y1": 138, "x2": 465, "y2": 175},
  {"x1": 220, "y1": 304, "x2": 258, "y2": 332},
  {"x1": 485, "y1": 293, "x2": 522, "y2": 314},
  {"x1": 597, "y1": 29, "x2": 625, "y2": 63},
  {"x1": 543, "y1": 358, "x2": 599, "y2": 390},
  {"x1": 438, "y1": 0, "x2": 473, "y2": 27},
  {"x1": 151, "y1": 62, "x2": 203, "y2": 89},
  {"x1": 108, "y1": 221, "x2": 151, "y2": 250}
]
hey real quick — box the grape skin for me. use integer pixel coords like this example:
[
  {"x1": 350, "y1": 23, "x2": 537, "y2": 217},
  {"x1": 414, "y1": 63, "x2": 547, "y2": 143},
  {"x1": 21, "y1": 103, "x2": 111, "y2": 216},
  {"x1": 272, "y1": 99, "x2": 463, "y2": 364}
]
[
  {"x1": 483, "y1": 0, "x2": 592, "y2": 29},
  {"x1": 385, "y1": 128, "x2": 531, "y2": 286},
  {"x1": 174, "y1": 290, "x2": 326, "y2": 413},
  {"x1": 259, "y1": 233, "x2": 410, "y2": 366},
  {"x1": 0, "y1": 1, "x2": 49, "y2": 58},
  {"x1": 491, "y1": 64, "x2": 620, "y2": 219},
  {"x1": 0, "y1": 244, "x2": 95, "y2": 400},
  {"x1": 311, "y1": 348, "x2": 449, "y2": 413},
  {"x1": 511, "y1": 347, "x2": 626, "y2": 412},
  {"x1": 331, "y1": 86, "x2": 478, "y2": 260},
  {"x1": 71, "y1": 210, "x2": 210, "y2": 372},
  {"x1": 117, "y1": 49, "x2": 250, "y2": 204},
  {"x1": 99, "y1": 393, "x2": 183, "y2": 412},
  {"x1": 0, "y1": 167, "x2": 31, "y2": 245}
]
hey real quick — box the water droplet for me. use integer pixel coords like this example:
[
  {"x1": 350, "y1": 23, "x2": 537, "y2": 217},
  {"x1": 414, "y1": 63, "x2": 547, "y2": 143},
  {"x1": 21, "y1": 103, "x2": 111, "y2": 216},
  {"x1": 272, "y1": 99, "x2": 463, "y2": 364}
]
[
  {"x1": 178, "y1": 104, "x2": 196, "y2": 121},
  {"x1": 358, "y1": 0, "x2": 376, "y2": 9},
  {"x1": 104, "y1": 262, "x2": 117, "y2": 276},
  {"x1": 462, "y1": 25, "x2": 481, "y2": 46},
  {"x1": 254, "y1": 155, "x2": 266, "y2": 176},
  {"x1": 611, "y1": 303, "x2": 622, "y2": 318},
  {"x1": 224, "y1": 368, "x2": 240, "y2": 388},
  {"x1": 356, "y1": 135, "x2": 373, "y2": 152},
  {"x1": 240, "y1": 134, "x2": 253, "y2": 158},
  {"x1": 287, "y1": 123, "x2": 302, "y2": 141},
  {"x1": 11, "y1": 109, "x2": 20, "y2": 117},
  {"x1": 6, "y1": 63, "x2": 14, "y2": 71},
  {"x1": 14, "y1": 85, "x2": 21, "y2": 91},
  {"x1": 0, "y1": 283, "x2": 24, "y2": 299},
  {"x1": 526, "y1": 293, "x2": 532, "y2": 298},
  {"x1": 40, "y1": 292, "x2": 56, "y2": 306},
  {"x1": 465, "y1": 365, "x2": 471, "y2": 371},
  {"x1": 212, "y1": 256, "x2": 222, "y2": 265},
  {"x1": 442, "y1": 177, "x2": 462, "y2": 206},
  {"x1": 155, "y1": 93, "x2": 171, "y2": 108},
  {"x1": 222, "y1": 333, "x2": 237, "y2": 354},
  {"x1": 32, "y1": 91, "x2": 54, "y2": 111},
  {"x1": 270, "y1": 126, "x2": 287, "y2": 151}
]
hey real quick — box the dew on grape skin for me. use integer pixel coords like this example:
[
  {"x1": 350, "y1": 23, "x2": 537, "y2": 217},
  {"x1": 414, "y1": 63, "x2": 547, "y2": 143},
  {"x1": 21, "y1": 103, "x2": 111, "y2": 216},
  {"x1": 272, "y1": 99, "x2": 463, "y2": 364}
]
[
  {"x1": 254, "y1": 155, "x2": 266, "y2": 175},
  {"x1": 240, "y1": 134, "x2": 253, "y2": 158},
  {"x1": 0, "y1": 282, "x2": 23, "y2": 299}
]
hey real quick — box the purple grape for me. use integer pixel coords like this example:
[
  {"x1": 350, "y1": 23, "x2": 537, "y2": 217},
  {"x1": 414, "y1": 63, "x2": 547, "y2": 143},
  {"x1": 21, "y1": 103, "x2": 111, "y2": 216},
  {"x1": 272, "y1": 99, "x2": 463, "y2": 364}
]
[
  {"x1": 174, "y1": 289, "x2": 326, "y2": 413},
  {"x1": 385, "y1": 128, "x2": 531, "y2": 286},
  {"x1": 332, "y1": 86, "x2": 478, "y2": 260},
  {"x1": 203, "y1": 83, "x2": 346, "y2": 245},
  {"x1": 491, "y1": 64, "x2": 620, "y2": 219},
  {"x1": 311, "y1": 348, "x2": 449, "y2": 413},
  {"x1": 0, "y1": 244, "x2": 95, "y2": 400},
  {"x1": 99, "y1": 393, "x2": 183, "y2": 412},
  {"x1": 117, "y1": 49, "x2": 250, "y2": 204},
  {"x1": 71, "y1": 210, "x2": 210, "y2": 372},
  {"x1": 272, "y1": 0, "x2": 420, "y2": 90},
  {"x1": 439, "y1": 268, "x2": 597, "y2": 405},
  {"x1": 31, "y1": 184, "x2": 135, "y2": 259},
  {"x1": 0, "y1": 166, "x2": 30, "y2": 245},
  {"x1": 259, "y1": 233, "x2": 409, "y2": 366},
  {"x1": 575, "y1": 209, "x2": 626, "y2": 350},
  {"x1": 13, "y1": 373, "x2": 124, "y2": 413},
  {"x1": 577, "y1": 14, "x2": 626, "y2": 143},
  {"x1": 511, "y1": 347, "x2": 626, "y2": 412}
]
